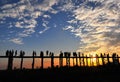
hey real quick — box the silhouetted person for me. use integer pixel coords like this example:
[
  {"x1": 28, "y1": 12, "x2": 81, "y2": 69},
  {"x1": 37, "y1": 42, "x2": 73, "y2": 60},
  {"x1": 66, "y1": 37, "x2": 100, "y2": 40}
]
[
  {"x1": 6, "y1": 50, "x2": 9, "y2": 57},
  {"x1": 86, "y1": 55, "x2": 88, "y2": 66},
  {"x1": 20, "y1": 50, "x2": 25, "y2": 70},
  {"x1": 107, "y1": 54, "x2": 110, "y2": 64},
  {"x1": 73, "y1": 54, "x2": 75, "y2": 66},
  {"x1": 104, "y1": 53, "x2": 106, "y2": 64},
  {"x1": 78, "y1": 52, "x2": 81, "y2": 66},
  {"x1": 46, "y1": 50, "x2": 49, "y2": 56},
  {"x1": 112, "y1": 53, "x2": 116, "y2": 65},
  {"x1": 82, "y1": 54, "x2": 85, "y2": 66},
  {"x1": 96, "y1": 54, "x2": 99, "y2": 66},
  {"x1": 100, "y1": 53, "x2": 105, "y2": 66},
  {"x1": 112, "y1": 53, "x2": 119, "y2": 65},
  {"x1": 64, "y1": 52, "x2": 68, "y2": 67},
  {"x1": 59, "y1": 51, "x2": 63, "y2": 67},
  {"x1": 40, "y1": 51, "x2": 44, "y2": 69},
  {"x1": 15, "y1": 50, "x2": 17, "y2": 56},
  {"x1": 91, "y1": 55, "x2": 94, "y2": 66},
  {"x1": 89, "y1": 54, "x2": 92, "y2": 66},
  {"x1": 68, "y1": 52, "x2": 71, "y2": 67},
  {"x1": 73, "y1": 52, "x2": 78, "y2": 66},
  {"x1": 50, "y1": 52, "x2": 54, "y2": 68},
  {"x1": 64, "y1": 52, "x2": 70, "y2": 67},
  {"x1": 32, "y1": 51, "x2": 36, "y2": 70},
  {"x1": 7, "y1": 50, "x2": 14, "y2": 70},
  {"x1": 11, "y1": 49, "x2": 14, "y2": 56},
  {"x1": 116, "y1": 55, "x2": 119, "y2": 64}
]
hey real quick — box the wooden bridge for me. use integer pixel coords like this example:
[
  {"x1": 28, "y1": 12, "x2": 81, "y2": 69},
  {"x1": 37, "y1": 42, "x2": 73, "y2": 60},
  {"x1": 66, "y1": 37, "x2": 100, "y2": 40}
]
[{"x1": 0, "y1": 50, "x2": 119, "y2": 70}]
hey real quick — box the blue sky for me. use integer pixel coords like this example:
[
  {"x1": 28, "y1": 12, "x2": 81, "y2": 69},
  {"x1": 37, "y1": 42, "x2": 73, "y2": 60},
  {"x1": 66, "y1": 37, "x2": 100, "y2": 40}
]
[{"x1": 0, "y1": 0, "x2": 120, "y2": 56}]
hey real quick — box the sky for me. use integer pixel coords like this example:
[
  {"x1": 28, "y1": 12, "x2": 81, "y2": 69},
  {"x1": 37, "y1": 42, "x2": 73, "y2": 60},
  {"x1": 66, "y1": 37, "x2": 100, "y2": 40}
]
[{"x1": 0, "y1": 0, "x2": 120, "y2": 56}]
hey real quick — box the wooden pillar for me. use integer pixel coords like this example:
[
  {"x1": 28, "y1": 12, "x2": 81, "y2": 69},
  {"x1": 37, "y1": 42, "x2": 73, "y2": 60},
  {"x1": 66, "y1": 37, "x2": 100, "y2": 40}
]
[
  {"x1": 40, "y1": 51, "x2": 44, "y2": 69},
  {"x1": 20, "y1": 57, "x2": 23, "y2": 70}
]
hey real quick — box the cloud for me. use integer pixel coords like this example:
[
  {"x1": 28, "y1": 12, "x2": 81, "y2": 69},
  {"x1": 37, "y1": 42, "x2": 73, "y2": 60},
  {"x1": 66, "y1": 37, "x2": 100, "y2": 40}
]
[
  {"x1": 0, "y1": 0, "x2": 59, "y2": 44},
  {"x1": 63, "y1": 0, "x2": 120, "y2": 54},
  {"x1": 0, "y1": 0, "x2": 59, "y2": 27},
  {"x1": 15, "y1": 18, "x2": 37, "y2": 28},
  {"x1": 9, "y1": 38, "x2": 23, "y2": 44},
  {"x1": 43, "y1": 15, "x2": 51, "y2": 19},
  {"x1": 18, "y1": 28, "x2": 35, "y2": 37},
  {"x1": 39, "y1": 27, "x2": 49, "y2": 34},
  {"x1": 39, "y1": 21, "x2": 50, "y2": 34},
  {"x1": 1, "y1": 0, "x2": 120, "y2": 55},
  {"x1": 58, "y1": 1, "x2": 74, "y2": 11}
]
